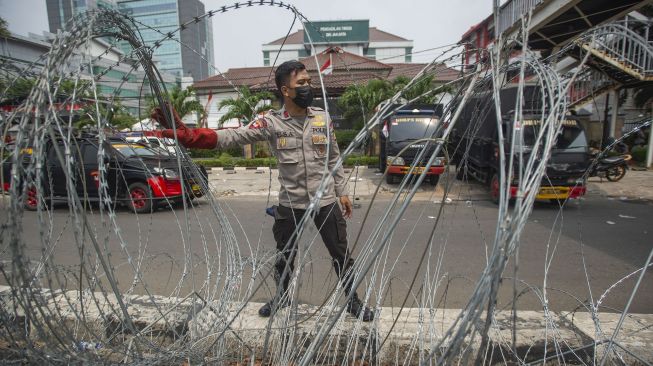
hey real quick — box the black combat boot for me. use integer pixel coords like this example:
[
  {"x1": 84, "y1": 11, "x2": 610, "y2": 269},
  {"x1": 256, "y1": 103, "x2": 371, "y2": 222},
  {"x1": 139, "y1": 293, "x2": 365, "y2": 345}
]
[
  {"x1": 258, "y1": 296, "x2": 290, "y2": 317},
  {"x1": 346, "y1": 293, "x2": 374, "y2": 322}
]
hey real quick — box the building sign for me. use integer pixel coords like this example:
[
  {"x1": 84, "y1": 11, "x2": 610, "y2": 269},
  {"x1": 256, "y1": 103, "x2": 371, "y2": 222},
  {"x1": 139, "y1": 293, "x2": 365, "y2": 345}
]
[{"x1": 303, "y1": 20, "x2": 369, "y2": 44}]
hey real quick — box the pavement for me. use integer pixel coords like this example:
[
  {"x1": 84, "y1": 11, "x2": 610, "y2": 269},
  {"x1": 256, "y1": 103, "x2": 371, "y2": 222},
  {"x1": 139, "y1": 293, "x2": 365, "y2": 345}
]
[
  {"x1": 2, "y1": 166, "x2": 651, "y2": 364},
  {"x1": 207, "y1": 166, "x2": 488, "y2": 201},
  {"x1": 208, "y1": 165, "x2": 653, "y2": 202},
  {"x1": 1, "y1": 285, "x2": 652, "y2": 364},
  {"x1": 586, "y1": 168, "x2": 653, "y2": 202}
]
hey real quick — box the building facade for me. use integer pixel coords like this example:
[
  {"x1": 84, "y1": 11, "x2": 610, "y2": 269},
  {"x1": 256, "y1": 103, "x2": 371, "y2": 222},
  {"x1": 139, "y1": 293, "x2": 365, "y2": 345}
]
[
  {"x1": 262, "y1": 20, "x2": 413, "y2": 66},
  {"x1": 45, "y1": 0, "x2": 118, "y2": 33},
  {"x1": 46, "y1": 0, "x2": 215, "y2": 82},
  {"x1": 116, "y1": 0, "x2": 214, "y2": 81},
  {"x1": 194, "y1": 47, "x2": 458, "y2": 129},
  {"x1": 0, "y1": 32, "x2": 176, "y2": 116}
]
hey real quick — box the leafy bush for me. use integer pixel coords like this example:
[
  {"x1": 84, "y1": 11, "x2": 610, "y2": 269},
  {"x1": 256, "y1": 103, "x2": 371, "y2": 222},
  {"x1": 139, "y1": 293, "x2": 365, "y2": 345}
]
[
  {"x1": 334, "y1": 129, "x2": 358, "y2": 150},
  {"x1": 188, "y1": 148, "x2": 219, "y2": 158},
  {"x1": 221, "y1": 146, "x2": 244, "y2": 157},
  {"x1": 194, "y1": 157, "x2": 277, "y2": 168},
  {"x1": 344, "y1": 155, "x2": 378, "y2": 167},
  {"x1": 631, "y1": 145, "x2": 648, "y2": 162}
]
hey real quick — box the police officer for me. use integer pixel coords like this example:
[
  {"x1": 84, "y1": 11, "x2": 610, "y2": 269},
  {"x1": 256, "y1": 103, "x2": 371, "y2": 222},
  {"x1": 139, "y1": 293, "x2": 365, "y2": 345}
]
[{"x1": 151, "y1": 60, "x2": 373, "y2": 322}]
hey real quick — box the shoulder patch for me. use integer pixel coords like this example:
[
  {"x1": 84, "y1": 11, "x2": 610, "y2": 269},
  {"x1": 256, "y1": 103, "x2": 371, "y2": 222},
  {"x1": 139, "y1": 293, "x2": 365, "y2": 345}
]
[{"x1": 248, "y1": 117, "x2": 268, "y2": 129}]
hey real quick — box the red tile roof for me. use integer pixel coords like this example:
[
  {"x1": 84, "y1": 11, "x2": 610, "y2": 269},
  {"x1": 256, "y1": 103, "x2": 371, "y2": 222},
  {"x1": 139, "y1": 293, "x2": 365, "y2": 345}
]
[
  {"x1": 267, "y1": 29, "x2": 305, "y2": 45},
  {"x1": 387, "y1": 63, "x2": 459, "y2": 81},
  {"x1": 369, "y1": 27, "x2": 409, "y2": 42},
  {"x1": 193, "y1": 50, "x2": 458, "y2": 94},
  {"x1": 299, "y1": 48, "x2": 392, "y2": 71},
  {"x1": 193, "y1": 66, "x2": 274, "y2": 89}
]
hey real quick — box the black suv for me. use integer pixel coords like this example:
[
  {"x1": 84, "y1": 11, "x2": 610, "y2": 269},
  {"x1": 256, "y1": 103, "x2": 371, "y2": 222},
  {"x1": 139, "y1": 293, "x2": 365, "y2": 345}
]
[{"x1": 2, "y1": 136, "x2": 208, "y2": 213}]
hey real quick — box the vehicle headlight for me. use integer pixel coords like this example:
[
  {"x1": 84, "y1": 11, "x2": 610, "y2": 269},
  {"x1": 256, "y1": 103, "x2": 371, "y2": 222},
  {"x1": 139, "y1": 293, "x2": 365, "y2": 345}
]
[
  {"x1": 387, "y1": 156, "x2": 405, "y2": 166},
  {"x1": 433, "y1": 157, "x2": 445, "y2": 166},
  {"x1": 568, "y1": 178, "x2": 585, "y2": 185}
]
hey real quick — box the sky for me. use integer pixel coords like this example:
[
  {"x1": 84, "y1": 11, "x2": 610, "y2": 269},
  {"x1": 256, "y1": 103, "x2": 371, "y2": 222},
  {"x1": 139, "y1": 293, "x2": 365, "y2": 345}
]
[{"x1": 0, "y1": 0, "x2": 492, "y2": 70}]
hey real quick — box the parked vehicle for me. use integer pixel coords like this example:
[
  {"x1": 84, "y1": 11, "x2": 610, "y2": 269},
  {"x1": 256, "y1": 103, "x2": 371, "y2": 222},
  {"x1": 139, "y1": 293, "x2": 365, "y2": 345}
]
[
  {"x1": 588, "y1": 153, "x2": 630, "y2": 181},
  {"x1": 124, "y1": 133, "x2": 177, "y2": 155},
  {"x1": 2, "y1": 135, "x2": 207, "y2": 213},
  {"x1": 450, "y1": 85, "x2": 591, "y2": 203},
  {"x1": 379, "y1": 104, "x2": 446, "y2": 185}
]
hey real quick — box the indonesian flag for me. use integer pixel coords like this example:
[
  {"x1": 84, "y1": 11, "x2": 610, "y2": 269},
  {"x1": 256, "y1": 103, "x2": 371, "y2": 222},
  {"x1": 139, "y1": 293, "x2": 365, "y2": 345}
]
[
  {"x1": 320, "y1": 54, "x2": 333, "y2": 75},
  {"x1": 382, "y1": 121, "x2": 389, "y2": 138}
]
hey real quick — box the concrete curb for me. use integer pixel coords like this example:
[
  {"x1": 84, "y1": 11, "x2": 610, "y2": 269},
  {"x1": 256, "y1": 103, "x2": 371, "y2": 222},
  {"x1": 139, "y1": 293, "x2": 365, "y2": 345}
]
[
  {"x1": 210, "y1": 165, "x2": 374, "y2": 172},
  {"x1": 1, "y1": 286, "x2": 650, "y2": 364}
]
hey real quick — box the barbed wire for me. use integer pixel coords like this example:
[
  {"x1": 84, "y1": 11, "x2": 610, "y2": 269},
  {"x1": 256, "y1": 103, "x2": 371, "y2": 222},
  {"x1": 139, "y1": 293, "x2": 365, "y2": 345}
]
[{"x1": 0, "y1": 3, "x2": 651, "y2": 365}]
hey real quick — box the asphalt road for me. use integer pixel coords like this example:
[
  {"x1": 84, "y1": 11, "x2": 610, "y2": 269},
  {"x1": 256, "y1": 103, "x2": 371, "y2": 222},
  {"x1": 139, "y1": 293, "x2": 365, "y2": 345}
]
[{"x1": 1, "y1": 188, "x2": 651, "y2": 314}]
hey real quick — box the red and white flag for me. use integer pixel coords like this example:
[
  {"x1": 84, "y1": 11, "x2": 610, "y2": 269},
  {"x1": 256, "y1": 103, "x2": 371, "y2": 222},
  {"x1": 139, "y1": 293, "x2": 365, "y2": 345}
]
[
  {"x1": 382, "y1": 121, "x2": 389, "y2": 138},
  {"x1": 320, "y1": 54, "x2": 333, "y2": 75}
]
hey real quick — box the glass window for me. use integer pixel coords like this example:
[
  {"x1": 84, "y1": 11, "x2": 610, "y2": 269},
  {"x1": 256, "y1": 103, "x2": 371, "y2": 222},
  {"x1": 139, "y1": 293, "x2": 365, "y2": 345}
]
[
  {"x1": 522, "y1": 125, "x2": 587, "y2": 150},
  {"x1": 111, "y1": 143, "x2": 161, "y2": 157},
  {"x1": 82, "y1": 144, "x2": 99, "y2": 165},
  {"x1": 389, "y1": 117, "x2": 439, "y2": 141},
  {"x1": 118, "y1": 1, "x2": 177, "y2": 16}
]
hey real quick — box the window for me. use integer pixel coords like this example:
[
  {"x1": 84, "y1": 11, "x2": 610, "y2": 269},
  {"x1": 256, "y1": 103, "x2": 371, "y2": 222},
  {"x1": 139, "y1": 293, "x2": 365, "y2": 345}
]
[
  {"x1": 405, "y1": 47, "x2": 412, "y2": 63},
  {"x1": 82, "y1": 144, "x2": 99, "y2": 165},
  {"x1": 111, "y1": 143, "x2": 161, "y2": 158},
  {"x1": 389, "y1": 117, "x2": 439, "y2": 141}
]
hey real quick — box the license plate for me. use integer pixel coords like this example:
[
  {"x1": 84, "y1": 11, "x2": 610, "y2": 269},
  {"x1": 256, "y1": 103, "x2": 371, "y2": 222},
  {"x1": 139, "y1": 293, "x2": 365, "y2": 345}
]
[
  {"x1": 411, "y1": 167, "x2": 425, "y2": 174},
  {"x1": 537, "y1": 187, "x2": 569, "y2": 199}
]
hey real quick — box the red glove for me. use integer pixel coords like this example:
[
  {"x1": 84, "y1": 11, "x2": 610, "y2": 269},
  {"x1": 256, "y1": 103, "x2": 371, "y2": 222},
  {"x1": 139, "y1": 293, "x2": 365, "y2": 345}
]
[{"x1": 150, "y1": 105, "x2": 218, "y2": 149}]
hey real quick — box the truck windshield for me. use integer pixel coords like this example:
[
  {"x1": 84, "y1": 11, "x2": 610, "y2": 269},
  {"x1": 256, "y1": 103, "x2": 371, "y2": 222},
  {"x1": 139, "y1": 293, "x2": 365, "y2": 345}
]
[
  {"x1": 389, "y1": 117, "x2": 439, "y2": 141},
  {"x1": 112, "y1": 143, "x2": 161, "y2": 157},
  {"x1": 521, "y1": 121, "x2": 587, "y2": 150}
]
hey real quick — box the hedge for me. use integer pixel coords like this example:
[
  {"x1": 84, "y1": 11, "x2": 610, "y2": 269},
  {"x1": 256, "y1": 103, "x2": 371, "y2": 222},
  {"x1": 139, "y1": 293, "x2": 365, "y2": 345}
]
[
  {"x1": 334, "y1": 129, "x2": 358, "y2": 150},
  {"x1": 194, "y1": 155, "x2": 379, "y2": 168},
  {"x1": 188, "y1": 146, "x2": 243, "y2": 159},
  {"x1": 194, "y1": 157, "x2": 277, "y2": 168}
]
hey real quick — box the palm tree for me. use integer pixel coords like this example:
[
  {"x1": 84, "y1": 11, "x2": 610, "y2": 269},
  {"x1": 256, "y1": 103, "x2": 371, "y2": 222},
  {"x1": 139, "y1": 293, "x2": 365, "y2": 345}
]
[
  {"x1": 337, "y1": 79, "x2": 393, "y2": 130},
  {"x1": 337, "y1": 75, "x2": 449, "y2": 130},
  {"x1": 218, "y1": 86, "x2": 274, "y2": 127},
  {"x1": 0, "y1": 18, "x2": 10, "y2": 38},
  {"x1": 147, "y1": 85, "x2": 206, "y2": 123}
]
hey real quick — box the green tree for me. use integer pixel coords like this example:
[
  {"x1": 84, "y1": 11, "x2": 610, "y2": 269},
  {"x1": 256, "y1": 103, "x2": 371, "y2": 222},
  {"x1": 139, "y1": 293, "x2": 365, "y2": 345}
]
[
  {"x1": 76, "y1": 101, "x2": 136, "y2": 130},
  {"x1": 338, "y1": 75, "x2": 449, "y2": 130},
  {"x1": 147, "y1": 85, "x2": 206, "y2": 122},
  {"x1": 0, "y1": 76, "x2": 91, "y2": 104},
  {"x1": 337, "y1": 79, "x2": 393, "y2": 130},
  {"x1": 0, "y1": 18, "x2": 10, "y2": 38},
  {"x1": 217, "y1": 86, "x2": 274, "y2": 126}
]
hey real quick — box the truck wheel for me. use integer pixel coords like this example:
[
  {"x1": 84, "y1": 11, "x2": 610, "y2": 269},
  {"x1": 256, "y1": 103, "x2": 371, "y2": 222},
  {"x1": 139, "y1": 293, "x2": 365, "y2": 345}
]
[
  {"x1": 490, "y1": 174, "x2": 500, "y2": 204},
  {"x1": 429, "y1": 174, "x2": 440, "y2": 186},
  {"x1": 605, "y1": 165, "x2": 626, "y2": 182},
  {"x1": 126, "y1": 182, "x2": 153, "y2": 214}
]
